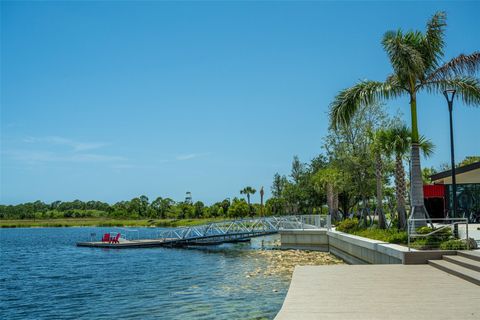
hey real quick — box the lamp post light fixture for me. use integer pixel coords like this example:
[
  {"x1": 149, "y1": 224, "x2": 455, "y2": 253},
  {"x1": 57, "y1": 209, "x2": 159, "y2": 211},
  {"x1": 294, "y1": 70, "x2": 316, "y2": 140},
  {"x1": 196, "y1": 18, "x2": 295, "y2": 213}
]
[{"x1": 443, "y1": 89, "x2": 457, "y2": 219}]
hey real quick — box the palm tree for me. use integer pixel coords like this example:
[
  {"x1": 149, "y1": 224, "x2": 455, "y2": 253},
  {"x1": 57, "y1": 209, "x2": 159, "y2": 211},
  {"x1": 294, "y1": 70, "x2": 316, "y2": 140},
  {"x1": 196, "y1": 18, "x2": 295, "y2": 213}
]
[
  {"x1": 240, "y1": 186, "x2": 256, "y2": 207},
  {"x1": 370, "y1": 130, "x2": 388, "y2": 229},
  {"x1": 330, "y1": 12, "x2": 480, "y2": 222},
  {"x1": 380, "y1": 125, "x2": 434, "y2": 229},
  {"x1": 312, "y1": 167, "x2": 343, "y2": 222}
]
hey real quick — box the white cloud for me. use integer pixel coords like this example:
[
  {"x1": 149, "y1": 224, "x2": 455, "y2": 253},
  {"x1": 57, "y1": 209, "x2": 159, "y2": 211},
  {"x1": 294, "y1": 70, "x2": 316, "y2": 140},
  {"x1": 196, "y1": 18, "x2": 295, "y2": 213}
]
[
  {"x1": 3, "y1": 136, "x2": 126, "y2": 167},
  {"x1": 176, "y1": 152, "x2": 210, "y2": 161},
  {"x1": 6, "y1": 150, "x2": 126, "y2": 163},
  {"x1": 23, "y1": 136, "x2": 106, "y2": 152}
]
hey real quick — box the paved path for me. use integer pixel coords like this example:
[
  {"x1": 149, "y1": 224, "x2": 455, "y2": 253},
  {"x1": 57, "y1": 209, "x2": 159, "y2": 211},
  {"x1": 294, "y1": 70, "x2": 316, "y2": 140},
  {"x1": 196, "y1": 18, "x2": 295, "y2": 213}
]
[{"x1": 275, "y1": 264, "x2": 480, "y2": 320}]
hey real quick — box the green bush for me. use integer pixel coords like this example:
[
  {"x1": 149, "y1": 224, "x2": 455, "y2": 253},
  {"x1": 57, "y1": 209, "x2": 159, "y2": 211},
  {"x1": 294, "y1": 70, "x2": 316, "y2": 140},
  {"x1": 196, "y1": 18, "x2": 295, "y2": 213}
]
[
  {"x1": 411, "y1": 238, "x2": 430, "y2": 250},
  {"x1": 416, "y1": 226, "x2": 452, "y2": 238},
  {"x1": 416, "y1": 226, "x2": 433, "y2": 234},
  {"x1": 414, "y1": 226, "x2": 453, "y2": 249},
  {"x1": 336, "y1": 218, "x2": 359, "y2": 233},
  {"x1": 352, "y1": 228, "x2": 408, "y2": 244},
  {"x1": 439, "y1": 239, "x2": 467, "y2": 250},
  {"x1": 386, "y1": 231, "x2": 408, "y2": 244}
]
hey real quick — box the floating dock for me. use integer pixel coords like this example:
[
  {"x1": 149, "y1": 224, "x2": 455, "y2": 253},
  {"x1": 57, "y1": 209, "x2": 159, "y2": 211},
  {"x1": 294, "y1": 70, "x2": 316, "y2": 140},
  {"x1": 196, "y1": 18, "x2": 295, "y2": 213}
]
[
  {"x1": 77, "y1": 231, "x2": 277, "y2": 249},
  {"x1": 77, "y1": 238, "x2": 175, "y2": 248}
]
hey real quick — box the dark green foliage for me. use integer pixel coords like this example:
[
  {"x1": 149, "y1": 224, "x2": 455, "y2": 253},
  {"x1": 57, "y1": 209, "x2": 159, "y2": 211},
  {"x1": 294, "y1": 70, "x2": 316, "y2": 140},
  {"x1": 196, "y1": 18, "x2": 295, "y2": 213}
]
[
  {"x1": 352, "y1": 228, "x2": 408, "y2": 244},
  {"x1": 411, "y1": 226, "x2": 459, "y2": 249},
  {"x1": 385, "y1": 231, "x2": 408, "y2": 244},
  {"x1": 227, "y1": 198, "x2": 250, "y2": 218},
  {"x1": 0, "y1": 196, "x2": 245, "y2": 221},
  {"x1": 439, "y1": 239, "x2": 467, "y2": 250},
  {"x1": 336, "y1": 218, "x2": 359, "y2": 233},
  {"x1": 416, "y1": 226, "x2": 434, "y2": 234},
  {"x1": 416, "y1": 226, "x2": 452, "y2": 242},
  {"x1": 336, "y1": 219, "x2": 408, "y2": 244}
]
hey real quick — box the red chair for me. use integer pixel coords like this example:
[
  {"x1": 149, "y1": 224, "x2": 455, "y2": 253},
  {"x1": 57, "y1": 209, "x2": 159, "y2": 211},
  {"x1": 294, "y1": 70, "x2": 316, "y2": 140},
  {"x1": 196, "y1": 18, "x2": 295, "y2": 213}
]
[
  {"x1": 101, "y1": 233, "x2": 110, "y2": 242},
  {"x1": 110, "y1": 233, "x2": 121, "y2": 244}
]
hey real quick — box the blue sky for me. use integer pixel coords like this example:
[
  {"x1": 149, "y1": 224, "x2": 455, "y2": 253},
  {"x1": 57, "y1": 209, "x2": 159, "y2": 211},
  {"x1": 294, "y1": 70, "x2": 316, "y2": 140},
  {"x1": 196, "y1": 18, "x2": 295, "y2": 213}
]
[{"x1": 1, "y1": 1, "x2": 479, "y2": 205}]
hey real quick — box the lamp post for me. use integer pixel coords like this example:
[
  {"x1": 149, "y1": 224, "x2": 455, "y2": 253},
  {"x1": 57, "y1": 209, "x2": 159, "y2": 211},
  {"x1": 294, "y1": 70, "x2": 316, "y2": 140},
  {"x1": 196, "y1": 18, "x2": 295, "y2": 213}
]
[{"x1": 443, "y1": 89, "x2": 457, "y2": 220}]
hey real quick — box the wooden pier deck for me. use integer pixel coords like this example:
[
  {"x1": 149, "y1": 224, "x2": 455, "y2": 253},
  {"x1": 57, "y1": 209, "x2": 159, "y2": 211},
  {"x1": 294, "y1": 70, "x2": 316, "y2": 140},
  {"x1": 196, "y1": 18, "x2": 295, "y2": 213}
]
[{"x1": 275, "y1": 263, "x2": 480, "y2": 320}]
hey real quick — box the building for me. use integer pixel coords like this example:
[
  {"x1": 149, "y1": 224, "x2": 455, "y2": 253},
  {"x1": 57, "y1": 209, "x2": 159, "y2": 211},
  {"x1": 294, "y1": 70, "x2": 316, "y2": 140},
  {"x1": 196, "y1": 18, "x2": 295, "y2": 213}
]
[{"x1": 424, "y1": 161, "x2": 480, "y2": 222}]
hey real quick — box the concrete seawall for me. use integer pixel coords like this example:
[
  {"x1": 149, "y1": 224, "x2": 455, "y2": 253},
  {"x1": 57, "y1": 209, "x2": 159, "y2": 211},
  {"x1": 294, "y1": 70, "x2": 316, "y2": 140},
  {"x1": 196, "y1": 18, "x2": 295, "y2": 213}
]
[{"x1": 280, "y1": 229, "x2": 456, "y2": 264}]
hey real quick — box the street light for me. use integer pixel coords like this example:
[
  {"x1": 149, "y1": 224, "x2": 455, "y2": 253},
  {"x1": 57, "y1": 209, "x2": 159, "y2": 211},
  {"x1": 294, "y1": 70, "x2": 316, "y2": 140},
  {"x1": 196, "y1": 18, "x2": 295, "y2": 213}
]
[{"x1": 443, "y1": 89, "x2": 457, "y2": 219}]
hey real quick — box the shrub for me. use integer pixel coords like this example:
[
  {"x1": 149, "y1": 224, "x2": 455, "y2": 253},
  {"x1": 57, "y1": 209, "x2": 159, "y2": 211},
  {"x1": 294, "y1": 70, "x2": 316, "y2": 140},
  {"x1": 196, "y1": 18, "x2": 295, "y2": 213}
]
[
  {"x1": 416, "y1": 226, "x2": 433, "y2": 234},
  {"x1": 386, "y1": 231, "x2": 408, "y2": 244},
  {"x1": 416, "y1": 226, "x2": 452, "y2": 238},
  {"x1": 336, "y1": 218, "x2": 359, "y2": 233},
  {"x1": 352, "y1": 228, "x2": 408, "y2": 244},
  {"x1": 411, "y1": 238, "x2": 429, "y2": 250},
  {"x1": 439, "y1": 239, "x2": 467, "y2": 250}
]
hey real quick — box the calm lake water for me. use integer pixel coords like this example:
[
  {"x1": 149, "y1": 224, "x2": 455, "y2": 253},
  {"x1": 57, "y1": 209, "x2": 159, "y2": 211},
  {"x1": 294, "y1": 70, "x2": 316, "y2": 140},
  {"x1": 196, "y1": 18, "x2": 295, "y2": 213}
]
[{"x1": 0, "y1": 227, "x2": 291, "y2": 320}]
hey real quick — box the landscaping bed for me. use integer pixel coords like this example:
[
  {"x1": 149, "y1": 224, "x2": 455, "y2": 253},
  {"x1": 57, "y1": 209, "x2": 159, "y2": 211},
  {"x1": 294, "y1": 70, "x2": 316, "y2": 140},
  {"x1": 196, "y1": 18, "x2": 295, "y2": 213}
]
[{"x1": 335, "y1": 218, "x2": 471, "y2": 250}]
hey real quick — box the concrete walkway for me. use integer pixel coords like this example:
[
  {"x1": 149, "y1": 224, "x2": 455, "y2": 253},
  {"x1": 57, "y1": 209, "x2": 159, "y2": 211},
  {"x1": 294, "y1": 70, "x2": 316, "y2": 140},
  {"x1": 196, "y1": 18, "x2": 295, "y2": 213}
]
[{"x1": 275, "y1": 264, "x2": 480, "y2": 320}]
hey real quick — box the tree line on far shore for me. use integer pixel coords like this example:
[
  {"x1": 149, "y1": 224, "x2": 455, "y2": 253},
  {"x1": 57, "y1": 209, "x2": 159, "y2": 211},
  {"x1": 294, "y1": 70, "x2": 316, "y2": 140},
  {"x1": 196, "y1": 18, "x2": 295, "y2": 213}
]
[{"x1": 0, "y1": 193, "x2": 268, "y2": 221}]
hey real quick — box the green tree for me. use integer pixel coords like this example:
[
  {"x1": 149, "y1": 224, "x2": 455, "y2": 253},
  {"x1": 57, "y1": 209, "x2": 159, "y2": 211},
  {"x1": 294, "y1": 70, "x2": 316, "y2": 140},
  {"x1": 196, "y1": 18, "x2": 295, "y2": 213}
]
[
  {"x1": 330, "y1": 11, "x2": 480, "y2": 222},
  {"x1": 240, "y1": 186, "x2": 256, "y2": 207},
  {"x1": 265, "y1": 197, "x2": 286, "y2": 215},
  {"x1": 271, "y1": 173, "x2": 288, "y2": 198},
  {"x1": 312, "y1": 166, "x2": 344, "y2": 222},
  {"x1": 422, "y1": 167, "x2": 437, "y2": 184},
  {"x1": 324, "y1": 103, "x2": 387, "y2": 220},
  {"x1": 227, "y1": 198, "x2": 250, "y2": 218},
  {"x1": 370, "y1": 129, "x2": 389, "y2": 229},
  {"x1": 380, "y1": 124, "x2": 434, "y2": 229},
  {"x1": 290, "y1": 156, "x2": 305, "y2": 184},
  {"x1": 193, "y1": 201, "x2": 205, "y2": 218},
  {"x1": 458, "y1": 156, "x2": 480, "y2": 167}
]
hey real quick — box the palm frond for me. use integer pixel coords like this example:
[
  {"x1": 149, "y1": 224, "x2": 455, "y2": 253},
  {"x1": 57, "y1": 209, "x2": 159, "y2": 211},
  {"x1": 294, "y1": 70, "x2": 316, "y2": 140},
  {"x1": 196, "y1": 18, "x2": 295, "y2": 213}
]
[
  {"x1": 329, "y1": 80, "x2": 402, "y2": 129},
  {"x1": 388, "y1": 124, "x2": 411, "y2": 156},
  {"x1": 382, "y1": 30, "x2": 425, "y2": 82},
  {"x1": 421, "y1": 11, "x2": 447, "y2": 71},
  {"x1": 423, "y1": 76, "x2": 480, "y2": 105},
  {"x1": 425, "y1": 52, "x2": 480, "y2": 82},
  {"x1": 418, "y1": 135, "x2": 435, "y2": 158}
]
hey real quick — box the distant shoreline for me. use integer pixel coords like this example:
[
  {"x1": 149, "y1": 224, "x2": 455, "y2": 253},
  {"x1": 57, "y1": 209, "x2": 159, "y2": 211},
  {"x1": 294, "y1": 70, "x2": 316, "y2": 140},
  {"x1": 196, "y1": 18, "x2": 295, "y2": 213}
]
[{"x1": 0, "y1": 218, "x2": 221, "y2": 228}]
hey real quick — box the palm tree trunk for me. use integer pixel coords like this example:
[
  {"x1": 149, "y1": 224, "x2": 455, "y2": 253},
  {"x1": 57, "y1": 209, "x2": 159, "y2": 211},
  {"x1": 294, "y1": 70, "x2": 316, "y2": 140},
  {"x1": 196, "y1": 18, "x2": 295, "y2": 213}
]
[
  {"x1": 333, "y1": 190, "x2": 339, "y2": 222},
  {"x1": 409, "y1": 93, "x2": 429, "y2": 228},
  {"x1": 395, "y1": 153, "x2": 407, "y2": 230},
  {"x1": 375, "y1": 153, "x2": 386, "y2": 229},
  {"x1": 326, "y1": 183, "x2": 337, "y2": 221}
]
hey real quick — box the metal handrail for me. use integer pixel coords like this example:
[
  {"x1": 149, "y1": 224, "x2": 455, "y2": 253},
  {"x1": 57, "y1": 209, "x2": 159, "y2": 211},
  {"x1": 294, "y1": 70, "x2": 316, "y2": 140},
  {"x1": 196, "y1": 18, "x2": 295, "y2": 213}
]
[
  {"x1": 110, "y1": 228, "x2": 140, "y2": 241},
  {"x1": 407, "y1": 218, "x2": 469, "y2": 251},
  {"x1": 156, "y1": 214, "x2": 331, "y2": 241}
]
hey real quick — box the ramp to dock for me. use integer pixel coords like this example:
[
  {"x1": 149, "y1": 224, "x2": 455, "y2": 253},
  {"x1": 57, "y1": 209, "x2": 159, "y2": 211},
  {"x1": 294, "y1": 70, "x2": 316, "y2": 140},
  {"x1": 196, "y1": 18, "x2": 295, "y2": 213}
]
[{"x1": 275, "y1": 264, "x2": 480, "y2": 320}]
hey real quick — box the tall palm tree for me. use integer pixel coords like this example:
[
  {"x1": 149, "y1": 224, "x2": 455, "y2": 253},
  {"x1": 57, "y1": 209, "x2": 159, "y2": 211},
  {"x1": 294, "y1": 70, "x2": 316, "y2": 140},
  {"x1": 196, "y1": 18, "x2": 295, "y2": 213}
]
[
  {"x1": 240, "y1": 186, "x2": 256, "y2": 207},
  {"x1": 330, "y1": 12, "x2": 480, "y2": 222},
  {"x1": 380, "y1": 125, "x2": 434, "y2": 229}
]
